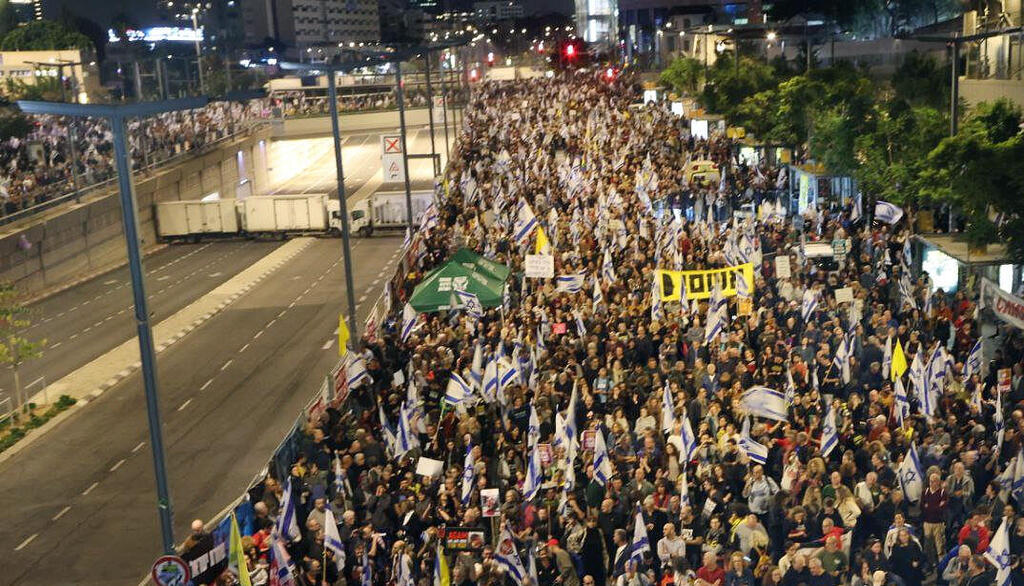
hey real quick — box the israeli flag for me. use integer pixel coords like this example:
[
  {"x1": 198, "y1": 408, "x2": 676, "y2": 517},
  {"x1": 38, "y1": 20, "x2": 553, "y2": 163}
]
[
  {"x1": 498, "y1": 360, "x2": 520, "y2": 398},
  {"x1": 361, "y1": 545, "x2": 373, "y2": 586},
  {"x1": 739, "y1": 417, "x2": 768, "y2": 465},
  {"x1": 522, "y1": 443, "x2": 543, "y2": 501},
  {"x1": 323, "y1": 508, "x2": 347, "y2": 570},
  {"x1": 379, "y1": 404, "x2": 397, "y2": 455},
  {"x1": 1012, "y1": 451, "x2": 1024, "y2": 504},
  {"x1": 593, "y1": 277, "x2": 604, "y2": 311},
  {"x1": 271, "y1": 537, "x2": 297, "y2": 585},
  {"x1": 445, "y1": 372, "x2": 474, "y2": 405},
  {"x1": 629, "y1": 506, "x2": 651, "y2": 564},
  {"x1": 275, "y1": 477, "x2": 302, "y2": 542},
  {"x1": 483, "y1": 356, "x2": 499, "y2": 403},
  {"x1": 882, "y1": 336, "x2": 892, "y2": 380},
  {"x1": 396, "y1": 400, "x2": 419, "y2": 456},
  {"x1": 893, "y1": 378, "x2": 910, "y2": 425},
  {"x1": 527, "y1": 402, "x2": 540, "y2": 449},
  {"x1": 875, "y1": 201, "x2": 905, "y2": 225},
  {"x1": 821, "y1": 403, "x2": 839, "y2": 458},
  {"x1": 985, "y1": 518, "x2": 1013, "y2": 586},
  {"x1": 556, "y1": 273, "x2": 585, "y2": 293},
  {"x1": 965, "y1": 340, "x2": 984, "y2": 383},
  {"x1": 495, "y1": 523, "x2": 528, "y2": 586},
  {"x1": 573, "y1": 309, "x2": 587, "y2": 336},
  {"x1": 801, "y1": 289, "x2": 818, "y2": 323},
  {"x1": 899, "y1": 274, "x2": 918, "y2": 310},
  {"x1": 333, "y1": 452, "x2": 347, "y2": 500},
  {"x1": 898, "y1": 442, "x2": 924, "y2": 502},
  {"x1": 461, "y1": 443, "x2": 475, "y2": 506},
  {"x1": 661, "y1": 382, "x2": 675, "y2": 434},
  {"x1": 536, "y1": 325, "x2": 546, "y2": 353},
  {"x1": 742, "y1": 386, "x2": 789, "y2": 422},
  {"x1": 832, "y1": 335, "x2": 851, "y2": 384},
  {"x1": 470, "y1": 343, "x2": 484, "y2": 389},
  {"x1": 513, "y1": 198, "x2": 538, "y2": 244},
  {"x1": 346, "y1": 353, "x2": 372, "y2": 389},
  {"x1": 562, "y1": 381, "x2": 580, "y2": 463},
  {"x1": 735, "y1": 267, "x2": 751, "y2": 298},
  {"x1": 602, "y1": 249, "x2": 616, "y2": 283},
  {"x1": 680, "y1": 410, "x2": 697, "y2": 463},
  {"x1": 453, "y1": 289, "x2": 484, "y2": 319},
  {"x1": 651, "y1": 277, "x2": 665, "y2": 322},
  {"x1": 593, "y1": 429, "x2": 612, "y2": 486}
]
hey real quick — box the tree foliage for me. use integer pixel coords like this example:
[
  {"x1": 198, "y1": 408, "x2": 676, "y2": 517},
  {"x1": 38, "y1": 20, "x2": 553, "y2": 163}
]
[
  {"x1": 659, "y1": 57, "x2": 703, "y2": 96},
  {"x1": 0, "y1": 19, "x2": 93, "y2": 52},
  {"x1": 0, "y1": 282, "x2": 45, "y2": 412}
]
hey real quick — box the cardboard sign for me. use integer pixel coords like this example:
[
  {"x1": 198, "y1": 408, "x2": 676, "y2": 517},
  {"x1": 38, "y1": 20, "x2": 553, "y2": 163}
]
[
  {"x1": 415, "y1": 457, "x2": 444, "y2": 478},
  {"x1": 737, "y1": 297, "x2": 753, "y2": 316},
  {"x1": 582, "y1": 430, "x2": 596, "y2": 451},
  {"x1": 481, "y1": 488, "x2": 500, "y2": 517},
  {"x1": 443, "y1": 527, "x2": 487, "y2": 551},
  {"x1": 999, "y1": 368, "x2": 1012, "y2": 394},
  {"x1": 524, "y1": 254, "x2": 555, "y2": 279},
  {"x1": 835, "y1": 287, "x2": 854, "y2": 304},
  {"x1": 775, "y1": 255, "x2": 791, "y2": 279},
  {"x1": 537, "y1": 443, "x2": 553, "y2": 466}
]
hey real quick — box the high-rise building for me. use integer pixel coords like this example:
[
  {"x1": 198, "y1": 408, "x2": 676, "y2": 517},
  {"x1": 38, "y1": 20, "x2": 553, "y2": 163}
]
[
  {"x1": 8, "y1": 0, "x2": 43, "y2": 22},
  {"x1": 575, "y1": 0, "x2": 618, "y2": 48},
  {"x1": 244, "y1": 0, "x2": 381, "y2": 57},
  {"x1": 473, "y1": 1, "x2": 524, "y2": 21}
]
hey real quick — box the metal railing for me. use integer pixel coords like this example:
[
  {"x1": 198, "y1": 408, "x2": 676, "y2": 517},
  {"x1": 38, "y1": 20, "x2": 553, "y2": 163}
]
[{"x1": 0, "y1": 122, "x2": 270, "y2": 230}]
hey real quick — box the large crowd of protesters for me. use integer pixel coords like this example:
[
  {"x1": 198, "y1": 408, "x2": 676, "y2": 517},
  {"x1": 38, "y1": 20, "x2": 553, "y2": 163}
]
[{"x1": 187, "y1": 71, "x2": 1024, "y2": 586}]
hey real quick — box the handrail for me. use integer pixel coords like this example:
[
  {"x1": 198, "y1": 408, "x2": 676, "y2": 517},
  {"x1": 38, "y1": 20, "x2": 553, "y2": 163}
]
[{"x1": 0, "y1": 122, "x2": 270, "y2": 230}]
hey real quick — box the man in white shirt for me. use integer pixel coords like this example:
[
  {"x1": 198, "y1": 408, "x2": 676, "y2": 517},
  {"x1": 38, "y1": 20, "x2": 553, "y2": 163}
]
[{"x1": 657, "y1": 522, "x2": 686, "y2": 571}]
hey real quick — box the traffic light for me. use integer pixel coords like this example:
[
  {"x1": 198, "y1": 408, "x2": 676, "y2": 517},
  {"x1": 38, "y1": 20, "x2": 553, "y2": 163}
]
[
  {"x1": 565, "y1": 43, "x2": 575, "y2": 58},
  {"x1": 487, "y1": 52, "x2": 494, "y2": 66},
  {"x1": 604, "y1": 67, "x2": 616, "y2": 81}
]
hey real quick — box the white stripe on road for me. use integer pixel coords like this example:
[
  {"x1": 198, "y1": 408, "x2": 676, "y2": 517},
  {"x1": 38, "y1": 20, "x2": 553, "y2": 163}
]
[
  {"x1": 14, "y1": 533, "x2": 37, "y2": 551},
  {"x1": 322, "y1": 339, "x2": 334, "y2": 350},
  {"x1": 220, "y1": 360, "x2": 232, "y2": 371},
  {"x1": 239, "y1": 343, "x2": 250, "y2": 353},
  {"x1": 132, "y1": 441, "x2": 146, "y2": 453},
  {"x1": 52, "y1": 506, "x2": 71, "y2": 521},
  {"x1": 109, "y1": 459, "x2": 125, "y2": 472},
  {"x1": 200, "y1": 379, "x2": 214, "y2": 391},
  {"x1": 177, "y1": 398, "x2": 192, "y2": 411},
  {"x1": 82, "y1": 481, "x2": 99, "y2": 496}
]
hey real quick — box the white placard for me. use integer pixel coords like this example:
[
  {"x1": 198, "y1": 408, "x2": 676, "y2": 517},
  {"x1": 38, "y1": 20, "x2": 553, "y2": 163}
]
[
  {"x1": 775, "y1": 255, "x2": 791, "y2": 279},
  {"x1": 415, "y1": 457, "x2": 444, "y2": 478},
  {"x1": 392, "y1": 369, "x2": 405, "y2": 387},
  {"x1": 381, "y1": 135, "x2": 405, "y2": 182},
  {"x1": 524, "y1": 254, "x2": 554, "y2": 279},
  {"x1": 835, "y1": 287, "x2": 854, "y2": 304},
  {"x1": 481, "y1": 488, "x2": 500, "y2": 517}
]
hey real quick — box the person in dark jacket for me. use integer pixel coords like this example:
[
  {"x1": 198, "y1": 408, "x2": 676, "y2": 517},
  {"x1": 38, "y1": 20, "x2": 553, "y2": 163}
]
[{"x1": 888, "y1": 528, "x2": 925, "y2": 586}]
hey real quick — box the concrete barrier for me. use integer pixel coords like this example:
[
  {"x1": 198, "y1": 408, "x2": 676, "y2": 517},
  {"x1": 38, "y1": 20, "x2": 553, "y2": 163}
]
[{"x1": 0, "y1": 126, "x2": 273, "y2": 298}]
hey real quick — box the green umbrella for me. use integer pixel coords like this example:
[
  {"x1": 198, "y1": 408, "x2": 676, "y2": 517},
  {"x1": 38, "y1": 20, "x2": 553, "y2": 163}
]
[
  {"x1": 409, "y1": 260, "x2": 506, "y2": 312},
  {"x1": 450, "y1": 248, "x2": 511, "y2": 283}
]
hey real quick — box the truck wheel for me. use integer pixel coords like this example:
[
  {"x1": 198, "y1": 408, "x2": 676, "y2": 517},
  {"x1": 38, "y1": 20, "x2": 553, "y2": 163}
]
[{"x1": 358, "y1": 226, "x2": 372, "y2": 238}]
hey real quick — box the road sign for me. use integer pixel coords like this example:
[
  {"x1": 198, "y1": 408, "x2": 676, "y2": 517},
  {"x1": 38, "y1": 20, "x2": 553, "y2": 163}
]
[
  {"x1": 151, "y1": 555, "x2": 191, "y2": 586},
  {"x1": 381, "y1": 135, "x2": 405, "y2": 182}
]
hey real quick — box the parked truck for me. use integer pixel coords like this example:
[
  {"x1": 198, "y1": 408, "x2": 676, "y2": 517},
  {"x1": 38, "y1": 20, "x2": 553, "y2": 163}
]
[{"x1": 154, "y1": 191, "x2": 434, "y2": 241}]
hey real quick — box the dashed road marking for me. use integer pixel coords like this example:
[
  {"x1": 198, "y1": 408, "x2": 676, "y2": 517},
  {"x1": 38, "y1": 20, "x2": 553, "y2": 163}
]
[
  {"x1": 156, "y1": 276, "x2": 170, "y2": 281},
  {"x1": 109, "y1": 459, "x2": 126, "y2": 472},
  {"x1": 220, "y1": 360, "x2": 232, "y2": 371},
  {"x1": 82, "y1": 482, "x2": 99, "y2": 496},
  {"x1": 51, "y1": 341, "x2": 62, "y2": 348},
  {"x1": 52, "y1": 506, "x2": 72, "y2": 521},
  {"x1": 322, "y1": 339, "x2": 334, "y2": 350},
  {"x1": 14, "y1": 533, "x2": 37, "y2": 551},
  {"x1": 132, "y1": 442, "x2": 146, "y2": 453},
  {"x1": 254, "y1": 330, "x2": 263, "y2": 339},
  {"x1": 200, "y1": 379, "x2": 214, "y2": 391},
  {"x1": 177, "y1": 398, "x2": 192, "y2": 411},
  {"x1": 239, "y1": 343, "x2": 250, "y2": 353}
]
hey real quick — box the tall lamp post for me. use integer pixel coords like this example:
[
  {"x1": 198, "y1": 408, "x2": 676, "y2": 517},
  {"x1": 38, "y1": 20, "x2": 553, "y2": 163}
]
[
  {"x1": 17, "y1": 96, "x2": 209, "y2": 556},
  {"x1": 280, "y1": 58, "x2": 383, "y2": 341}
]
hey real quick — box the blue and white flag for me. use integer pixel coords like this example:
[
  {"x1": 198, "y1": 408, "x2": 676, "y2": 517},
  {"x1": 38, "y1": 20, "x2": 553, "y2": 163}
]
[
  {"x1": 850, "y1": 191, "x2": 863, "y2": 223},
  {"x1": 513, "y1": 198, "x2": 538, "y2": 245},
  {"x1": 801, "y1": 289, "x2": 818, "y2": 323},
  {"x1": 593, "y1": 278, "x2": 604, "y2": 311},
  {"x1": 573, "y1": 309, "x2": 587, "y2": 336},
  {"x1": 651, "y1": 277, "x2": 665, "y2": 322},
  {"x1": 742, "y1": 386, "x2": 789, "y2": 422},
  {"x1": 821, "y1": 403, "x2": 839, "y2": 458},
  {"x1": 470, "y1": 342, "x2": 484, "y2": 389},
  {"x1": 735, "y1": 267, "x2": 751, "y2": 298},
  {"x1": 903, "y1": 235, "x2": 913, "y2": 266},
  {"x1": 875, "y1": 201, "x2": 905, "y2": 225},
  {"x1": 396, "y1": 400, "x2": 419, "y2": 457},
  {"x1": 361, "y1": 544, "x2": 373, "y2": 586},
  {"x1": 661, "y1": 382, "x2": 675, "y2": 434},
  {"x1": 346, "y1": 353, "x2": 372, "y2": 389},
  {"x1": 522, "y1": 443, "x2": 543, "y2": 501},
  {"x1": 270, "y1": 537, "x2": 297, "y2": 586},
  {"x1": 703, "y1": 288, "x2": 726, "y2": 346},
  {"x1": 899, "y1": 274, "x2": 918, "y2": 310},
  {"x1": 323, "y1": 508, "x2": 347, "y2": 571},
  {"x1": 276, "y1": 477, "x2": 302, "y2": 542},
  {"x1": 556, "y1": 273, "x2": 585, "y2": 293},
  {"x1": 1012, "y1": 450, "x2": 1024, "y2": 504},
  {"x1": 964, "y1": 340, "x2": 984, "y2": 383},
  {"x1": 563, "y1": 381, "x2": 580, "y2": 463},
  {"x1": 602, "y1": 249, "x2": 616, "y2": 283},
  {"x1": 898, "y1": 442, "x2": 924, "y2": 502},
  {"x1": 380, "y1": 404, "x2": 397, "y2": 455},
  {"x1": 985, "y1": 518, "x2": 1013, "y2": 586},
  {"x1": 629, "y1": 506, "x2": 651, "y2": 565},
  {"x1": 893, "y1": 378, "x2": 910, "y2": 425},
  {"x1": 445, "y1": 372, "x2": 474, "y2": 406},
  {"x1": 680, "y1": 410, "x2": 697, "y2": 463},
  {"x1": 882, "y1": 336, "x2": 893, "y2": 380},
  {"x1": 403, "y1": 226, "x2": 412, "y2": 249},
  {"x1": 461, "y1": 443, "x2": 476, "y2": 506},
  {"x1": 739, "y1": 417, "x2": 768, "y2": 465},
  {"x1": 453, "y1": 289, "x2": 484, "y2": 319},
  {"x1": 679, "y1": 471, "x2": 690, "y2": 506},
  {"x1": 832, "y1": 335, "x2": 851, "y2": 384},
  {"x1": 593, "y1": 429, "x2": 612, "y2": 486},
  {"x1": 483, "y1": 356, "x2": 499, "y2": 403},
  {"x1": 527, "y1": 402, "x2": 540, "y2": 449},
  {"x1": 333, "y1": 452, "x2": 347, "y2": 501},
  {"x1": 495, "y1": 523, "x2": 528, "y2": 586},
  {"x1": 536, "y1": 325, "x2": 546, "y2": 353},
  {"x1": 498, "y1": 360, "x2": 520, "y2": 400}
]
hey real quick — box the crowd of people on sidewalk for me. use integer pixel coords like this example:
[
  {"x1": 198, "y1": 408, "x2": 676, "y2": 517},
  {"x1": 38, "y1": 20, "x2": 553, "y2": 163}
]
[{"x1": 192, "y1": 71, "x2": 1024, "y2": 586}]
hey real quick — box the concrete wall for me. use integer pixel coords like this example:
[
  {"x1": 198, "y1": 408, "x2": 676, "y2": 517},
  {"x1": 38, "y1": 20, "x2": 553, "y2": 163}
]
[
  {"x1": 961, "y1": 77, "x2": 1024, "y2": 110},
  {"x1": 271, "y1": 108, "x2": 431, "y2": 138},
  {"x1": 0, "y1": 126, "x2": 273, "y2": 297}
]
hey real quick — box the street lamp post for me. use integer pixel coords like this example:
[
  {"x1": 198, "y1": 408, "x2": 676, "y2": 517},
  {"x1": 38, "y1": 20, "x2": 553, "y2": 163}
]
[
  {"x1": 17, "y1": 96, "x2": 208, "y2": 556},
  {"x1": 191, "y1": 9, "x2": 205, "y2": 95},
  {"x1": 394, "y1": 60, "x2": 415, "y2": 228},
  {"x1": 423, "y1": 51, "x2": 438, "y2": 174}
]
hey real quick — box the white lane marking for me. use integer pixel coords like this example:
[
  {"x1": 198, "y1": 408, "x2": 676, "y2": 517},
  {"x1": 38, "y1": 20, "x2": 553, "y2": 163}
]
[
  {"x1": 209, "y1": 272, "x2": 223, "y2": 278},
  {"x1": 200, "y1": 379, "x2": 214, "y2": 391},
  {"x1": 267, "y1": 319, "x2": 276, "y2": 328},
  {"x1": 69, "y1": 334, "x2": 78, "y2": 340},
  {"x1": 51, "y1": 341, "x2": 62, "y2": 348},
  {"x1": 82, "y1": 481, "x2": 99, "y2": 496},
  {"x1": 177, "y1": 398, "x2": 192, "y2": 411},
  {"x1": 254, "y1": 330, "x2": 263, "y2": 339},
  {"x1": 322, "y1": 339, "x2": 334, "y2": 350},
  {"x1": 156, "y1": 275, "x2": 170, "y2": 281},
  {"x1": 239, "y1": 343, "x2": 250, "y2": 353},
  {"x1": 220, "y1": 360, "x2": 233, "y2": 371},
  {"x1": 52, "y1": 506, "x2": 72, "y2": 521},
  {"x1": 109, "y1": 458, "x2": 126, "y2": 472},
  {"x1": 358, "y1": 294, "x2": 368, "y2": 303},
  {"x1": 277, "y1": 310, "x2": 286, "y2": 318},
  {"x1": 14, "y1": 533, "x2": 37, "y2": 551},
  {"x1": 104, "y1": 280, "x2": 118, "y2": 285},
  {"x1": 132, "y1": 441, "x2": 146, "y2": 453}
]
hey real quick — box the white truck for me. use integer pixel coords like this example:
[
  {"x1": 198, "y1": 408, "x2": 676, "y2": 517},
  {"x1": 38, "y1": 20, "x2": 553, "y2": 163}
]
[{"x1": 154, "y1": 190, "x2": 435, "y2": 240}]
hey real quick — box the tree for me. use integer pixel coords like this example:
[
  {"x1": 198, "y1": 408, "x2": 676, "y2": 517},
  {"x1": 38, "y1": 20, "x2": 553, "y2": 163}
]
[
  {"x1": 0, "y1": 19, "x2": 93, "y2": 52},
  {"x1": 891, "y1": 51, "x2": 948, "y2": 110},
  {"x1": 0, "y1": 283, "x2": 45, "y2": 415},
  {"x1": 660, "y1": 57, "x2": 704, "y2": 95},
  {"x1": 699, "y1": 55, "x2": 779, "y2": 122},
  {"x1": 0, "y1": 109, "x2": 31, "y2": 141}
]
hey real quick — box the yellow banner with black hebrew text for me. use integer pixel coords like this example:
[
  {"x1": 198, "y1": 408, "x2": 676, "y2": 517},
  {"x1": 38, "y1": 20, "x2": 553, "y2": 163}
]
[{"x1": 656, "y1": 263, "x2": 754, "y2": 301}]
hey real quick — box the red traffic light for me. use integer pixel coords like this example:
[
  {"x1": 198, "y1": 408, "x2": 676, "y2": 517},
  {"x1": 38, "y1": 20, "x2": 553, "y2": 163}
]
[
  {"x1": 565, "y1": 44, "x2": 575, "y2": 58},
  {"x1": 605, "y1": 67, "x2": 616, "y2": 80},
  {"x1": 469, "y1": 68, "x2": 478, "y2": 81}
]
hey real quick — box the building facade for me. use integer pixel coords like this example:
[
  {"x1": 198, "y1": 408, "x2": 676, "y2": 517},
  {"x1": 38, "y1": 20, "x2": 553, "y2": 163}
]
[
  {"x1": 960, "y1": 0, "x2": 1024, "y2": 109},
  {"x1": 0, "y1": 49, "x2": 103, "y2": 103},
  {"x1": 243, "y1": 0, "x2": 381, "y2": 58},
  {"x1": 473, "y1": 1, "x2": 525, "y2": 21}
]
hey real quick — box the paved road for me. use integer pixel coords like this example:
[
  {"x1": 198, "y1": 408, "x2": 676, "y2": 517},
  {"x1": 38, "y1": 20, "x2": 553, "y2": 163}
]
[
  {"x1": 1, "y1": 241, "x2": 283, "y2": 408},
  {"x1": 0, "y1": 235, "x2": 404, "y2": 584}
]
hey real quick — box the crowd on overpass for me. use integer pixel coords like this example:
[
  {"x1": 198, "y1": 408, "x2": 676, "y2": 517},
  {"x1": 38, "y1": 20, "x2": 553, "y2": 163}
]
[
  {"x1": 0, "y1": 99, "x2": 270, "y2": 217},
  {"x1": 192, "y1": 72, "x2": 1024, "y2": 586}
]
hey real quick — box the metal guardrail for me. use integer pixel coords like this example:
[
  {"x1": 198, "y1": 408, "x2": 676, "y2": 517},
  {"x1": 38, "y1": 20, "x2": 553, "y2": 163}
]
[
  {"x1": 0, "y1": 396, "x2": 12, "y2": 425},
  {"x1": 0, "y1": 122, "x2": 270, "y2": 230}
]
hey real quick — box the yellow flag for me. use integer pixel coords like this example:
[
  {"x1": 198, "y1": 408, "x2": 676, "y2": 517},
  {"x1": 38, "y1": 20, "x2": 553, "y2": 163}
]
[
  {"x1": 535, "y1": 226, "x2": 551, "y2": 255},
  {"x1": 891, "y1": 339, "x2": 908, "y2": 381},
  {"x1": 435, "y1": 543, "x2": 450, "y2": 586},
  {"x1": 338, "y1": 314, "x2": 350, "y2": 357},
  {"x1": 230, "y1": 513, "x2": 253, "y2": 586}
]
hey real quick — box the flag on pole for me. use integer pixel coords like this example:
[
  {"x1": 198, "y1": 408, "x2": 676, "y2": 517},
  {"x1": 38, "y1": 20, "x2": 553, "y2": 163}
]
[
  {"x1": 523, "y1": 443, "x2": 543, "y2": 501},
  {"x1": 592, "y1": 278, "x2": 604, "y2": 311},
  {"x1": 965, "y1": 340, "x2": 984, "y2": 383},
  {"x1": 230, "y1": 513, "x2": 254, "y2": 586},
  {"x1": 495, "y1": 523, "x2": 528, "y2": 586},
  {"x1": 333, "y1": 452, "x2": 347, "y2": 501},
  {"x1": 821, "y1": 403, "x2": 839, "y2": 458},
  {"x1": 445, "y1": 373, "x2": 474, "y2": 406},
  {"x1": 453, "y1": 289, "x2": 484, "y2": 318},
  {"x1": 514, "y1": 198, "x2": 539, "y2": 245},
  {"x1": 985, "y1": 518, "x2": 1013, "y2": 586},
  {"x1": 898, "y1": 442, "x2": 924, "y2": 502},
  {"x1": 741, "y1": 386, "x2": 789, "y2": 422},
  {"x1": 629, "y1": 506, "x2": 651, "y2": 564},
  {"x1": 401, "y1": 303, "x2": 419, "y2": 343},
  {"x1": 602, "y1": 249, "x2": 616, "y2": 283},
  {"x1": 801, "y1": 289, "x2": 818, "y2": 323},
  {"x1": 593, "y1": 429, "x2": 612, "y2": 486},
  {"x1": 276, "y1": 478, "x2": 302, "y2": 542},
  {"x1": 527, "y1": 402, "x2": 540, "y2": 449},
  {"x1": 361, "y1": 545, "x2": 373, "y2": 586},
  {"x1": 338, "y1": 314, "x2": 350, "y2": 357},
  {"x1": 556, "y1": 273, "x2": 585, "y2": 293},
  {"x1": 270, "y1": 537, "x2": 297, "y2": 586},
  {"x1": 396, "y1": 400, "x2": 420, "y2": 456},
  {"x1": 739, "y1": 417, "x2": 768, "y2": 465},
  {"x1": 434, "y1": 544, "x2": 450, "y2": 586},
  {"x1": 874, "y1": 201, "x2": 905, "y2": 225},
  {"x1": 461, "y1": 443, "x2": 476, "y2": 506},
  {"x1": 893, "y1": 378, "x2": 910, "y2": 425},
  {"x1": 535, "y1": 226, "x2": 552, "y2": 255},
  {"x1": 661, "y1": 382, "x2": 675, "y2": 434},
  {"x1": 483, "y1": 356, "x2": 499, "y2": 403},
  {"x1": 679, "y1": 471, "x2": 690, "y2": 506},
  {"x1": 345, "y1": 353, "x2": 371, "y2": 389},
  {"x1": 323, "y1": 508, "x2": 347, "y2": 571},
  {"x1": 882, "y1": 336, "x2": 893, "y2": 380},
  {"x1": 680, "y1": 410, "x2": 697, "y2": 463}
]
